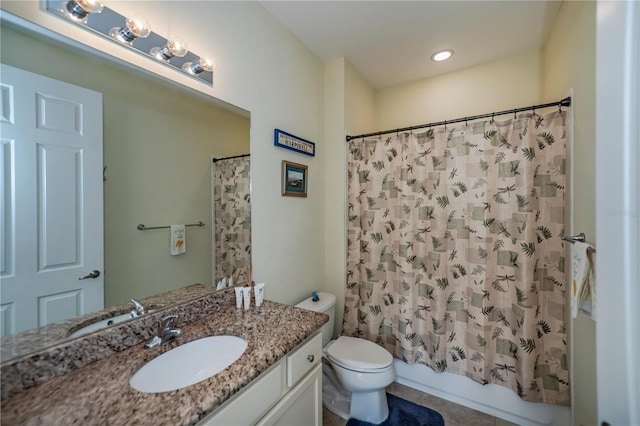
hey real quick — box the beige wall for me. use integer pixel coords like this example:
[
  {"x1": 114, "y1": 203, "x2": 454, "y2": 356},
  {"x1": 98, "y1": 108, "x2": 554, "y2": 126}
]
[
  {"x1": 542, "y1": 2, "x2": 597, "y2": 425},
  {"x1": 345, "y1": 61, "x2": 377, "y2": 135},
  {"x1": 375, "y1": 50, "x2": 542, "y2": 131},
  {"x1": 324, "y1": 59, "x2": 377, "y2": 337},
  {"x1": 324, "y1": 58, "x2": 347, "y2": 337},
  {"x1": 1, "y1": 26, "x2": 250, "y2": 307}
]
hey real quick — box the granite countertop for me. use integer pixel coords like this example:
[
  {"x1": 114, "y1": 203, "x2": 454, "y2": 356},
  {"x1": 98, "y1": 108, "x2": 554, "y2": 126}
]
[{"x1": 0, "y1": 294, "x2": 327, "y2": 425}]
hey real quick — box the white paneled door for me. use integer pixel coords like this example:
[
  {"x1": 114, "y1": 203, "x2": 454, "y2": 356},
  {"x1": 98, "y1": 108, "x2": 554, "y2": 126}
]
[{"x1": 0, "y1": 64, "x2": 104, "y2": 337}]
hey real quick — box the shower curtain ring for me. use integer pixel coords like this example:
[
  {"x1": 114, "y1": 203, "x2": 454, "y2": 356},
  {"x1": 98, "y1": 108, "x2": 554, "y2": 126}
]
[
  {"x1": 465, "y1": 117, "x2": 468, "y2": 126},
  {"x1": 491, "y1": 113, "x2": 495, "y2": 124},
  {"x1": 444, "y1": 120, "x2": 447, "y2": 130},
  {"x1": 558, "y1": 102, "x2": 562, "y2": 112},
  {"x1": 513, "y1": 109, "x2": 517, "y2": 119}
]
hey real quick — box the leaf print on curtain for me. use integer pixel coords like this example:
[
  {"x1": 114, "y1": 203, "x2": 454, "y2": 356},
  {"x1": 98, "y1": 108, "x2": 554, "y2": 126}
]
[
  {"x1": 344, "y1": 111, "x2": 569, "y2": 405},
  {"x1": 214, "y1": 157, "x2": 251, "y2": 282}
]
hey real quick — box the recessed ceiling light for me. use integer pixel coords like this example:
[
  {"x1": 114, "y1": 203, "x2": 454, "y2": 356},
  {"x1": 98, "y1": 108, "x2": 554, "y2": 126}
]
[{"x1": 431, "y1": 49, "x2": 454, "y2": 62}]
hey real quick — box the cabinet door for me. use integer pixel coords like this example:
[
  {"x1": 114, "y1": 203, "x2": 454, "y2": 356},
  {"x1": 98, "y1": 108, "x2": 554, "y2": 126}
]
[
  {"x1": 199, "y1": 362, "x2": 284, "y2": 426},
  {"x1": 257, "y1": 364, "x2": 322, "y2": 426}
]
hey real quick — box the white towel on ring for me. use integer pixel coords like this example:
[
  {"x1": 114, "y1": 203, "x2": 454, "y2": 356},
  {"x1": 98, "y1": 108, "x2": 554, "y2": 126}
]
[
  {"x1": 571, "y1": 241, "x2": 596, "y2": 319},
  {"x1": 170, "y1": 225, "x2": 186, "y2": 256}
]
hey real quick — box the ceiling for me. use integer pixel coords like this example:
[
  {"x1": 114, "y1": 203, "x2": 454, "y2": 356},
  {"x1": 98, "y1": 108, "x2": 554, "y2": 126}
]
[{"x1": 259, "y1": 1, "x2": 562, "y2": 89}]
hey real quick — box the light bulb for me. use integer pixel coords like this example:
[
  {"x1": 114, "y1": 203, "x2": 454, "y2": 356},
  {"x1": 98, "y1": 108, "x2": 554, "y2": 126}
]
[
  {"x1": 166, "y1": 37, "x2": 189, "y2": 57},
  {"x1": 65, "y1": 0, "x2": 103, "y2": 20},
  {"x1": 182, "y1": 57, "x2": 214, "y2": 75},
  {"x1": 125, "y1": 15, "x2": 151, "y2": 38},
  {"x1": 109, "y1": 14, "x2": 151, "y2": 44},
  {"x1": 150, "y1": 36, "x2": 189, "y2": 61}
]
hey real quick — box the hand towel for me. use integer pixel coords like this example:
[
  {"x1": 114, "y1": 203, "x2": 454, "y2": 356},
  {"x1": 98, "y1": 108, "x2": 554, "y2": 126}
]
[
  {"x1": 571, "y1": 242, "x2": 596, "y2": 319},
  {"x1": 170, "y1": 225, "x2": 186, "y2": 256}
]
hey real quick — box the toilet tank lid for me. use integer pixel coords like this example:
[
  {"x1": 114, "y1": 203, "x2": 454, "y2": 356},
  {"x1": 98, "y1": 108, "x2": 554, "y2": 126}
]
[{"x1": 295, "y1": 292, "x2": 336, "y2": 313}]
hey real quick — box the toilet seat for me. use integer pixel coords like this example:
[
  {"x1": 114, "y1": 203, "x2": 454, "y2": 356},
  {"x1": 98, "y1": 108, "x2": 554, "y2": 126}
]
[{"x1": 325, "y1": 336, "x2": 393, "y2": 372}]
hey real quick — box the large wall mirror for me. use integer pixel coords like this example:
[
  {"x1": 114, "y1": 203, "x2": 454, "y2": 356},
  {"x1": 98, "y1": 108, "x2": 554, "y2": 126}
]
[{"x1": 0, "y1": 18, "x2": 251, "y2": 348}]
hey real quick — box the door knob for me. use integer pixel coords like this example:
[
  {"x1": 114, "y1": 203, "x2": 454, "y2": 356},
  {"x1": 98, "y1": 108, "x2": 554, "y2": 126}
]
[{"x1": 79, "y1": 270, "x2": 101, "y2": 280}]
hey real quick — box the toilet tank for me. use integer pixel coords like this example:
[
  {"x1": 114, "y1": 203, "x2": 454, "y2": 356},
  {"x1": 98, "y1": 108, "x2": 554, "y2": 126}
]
[{"x1": 295, "y1": 292, "x2": 336, "y2": 346}]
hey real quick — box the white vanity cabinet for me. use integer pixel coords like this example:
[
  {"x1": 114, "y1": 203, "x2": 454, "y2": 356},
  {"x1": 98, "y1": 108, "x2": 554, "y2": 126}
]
[
  {"x1": 256, "y1": 363, "x2": 321, "y2": 426},
  {"x1": 199, "y1": 332, "x2": 322, "y2": 426}
]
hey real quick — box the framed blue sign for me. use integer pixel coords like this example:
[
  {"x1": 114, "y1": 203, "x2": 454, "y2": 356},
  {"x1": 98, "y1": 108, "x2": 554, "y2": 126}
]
[{"x1": 274, "y1": 129, "x2": 315, "y2": 157}]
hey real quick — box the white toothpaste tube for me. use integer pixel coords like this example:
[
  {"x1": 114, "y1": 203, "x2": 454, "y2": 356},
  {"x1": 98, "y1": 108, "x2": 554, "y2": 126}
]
[
  {"x1": 254, "y1": 283, "x2": 265, "y2": 307},
  {"x1": 242, "y1": 286, "x2": 252, "y2": 310},
  {"x1": 234, "y1": 287, "x2": 243, "y2": 309}
]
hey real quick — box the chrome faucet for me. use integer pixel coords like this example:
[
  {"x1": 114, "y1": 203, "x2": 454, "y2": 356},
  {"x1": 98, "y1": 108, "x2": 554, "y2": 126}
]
[
  {"x1": 130, "y1": 299, "x2": 146, "y2": 317},
  {"x1": 145, "y1": 315, "x2": 182, "y2": 348}
]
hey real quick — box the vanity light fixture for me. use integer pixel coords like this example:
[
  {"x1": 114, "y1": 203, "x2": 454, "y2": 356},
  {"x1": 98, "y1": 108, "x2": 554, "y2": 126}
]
[
  {"x1": 109, "y1": 14, "x2": 151, "y2": 45},
  {"x1": 63, "y1": 0, "x2": 103, "y2": 22},
  {"x1": 150, "y1": 37, "x2": 189, "y2": 61},
  {"x1": 182, "y1": 57, "x2": 214, "y2": 75},
  {"x1": 431, "y1": 49, "x2": 454, "y2": 62},
  {"x1": 46, "y1": 0, "x2": 214, "y2": 85}
]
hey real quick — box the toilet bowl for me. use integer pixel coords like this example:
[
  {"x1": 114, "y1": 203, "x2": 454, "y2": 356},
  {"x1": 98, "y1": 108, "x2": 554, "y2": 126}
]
[
  {"x1": 323, "y1": 336, "x2": 395, "y2": 423},
  {"x1": 295, "y1": 293, "x2": 396, "y2": 424}
]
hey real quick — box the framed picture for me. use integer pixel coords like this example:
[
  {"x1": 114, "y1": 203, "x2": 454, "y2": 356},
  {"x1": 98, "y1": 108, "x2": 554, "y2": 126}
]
[{"x1": 282, "y1": 160, "x2": 308, "y2": 197}]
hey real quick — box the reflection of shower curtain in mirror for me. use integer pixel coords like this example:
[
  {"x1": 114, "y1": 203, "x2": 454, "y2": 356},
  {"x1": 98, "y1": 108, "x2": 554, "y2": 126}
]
[{"x1": 214, "y1": 157, "x2": 251, "y2": 282}]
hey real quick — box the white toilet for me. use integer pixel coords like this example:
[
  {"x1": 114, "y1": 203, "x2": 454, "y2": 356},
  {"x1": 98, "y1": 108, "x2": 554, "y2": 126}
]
[{"x1": 296, "y1": 292, "x2": 396, "y2": 424}]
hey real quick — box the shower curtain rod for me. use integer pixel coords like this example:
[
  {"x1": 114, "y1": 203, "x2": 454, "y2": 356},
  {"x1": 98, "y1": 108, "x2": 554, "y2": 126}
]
[
  {"x1": 345, "y1": 96, "x2": 572, "y2": 142},
  {"x1": 212, "y1": 153, "x2": 250, "y2": 163}
]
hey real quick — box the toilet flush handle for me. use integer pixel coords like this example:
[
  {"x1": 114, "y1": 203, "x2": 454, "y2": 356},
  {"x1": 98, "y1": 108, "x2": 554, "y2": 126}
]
[{"x1": 307, "y1": 354, "x2": 315, "y2": 362}]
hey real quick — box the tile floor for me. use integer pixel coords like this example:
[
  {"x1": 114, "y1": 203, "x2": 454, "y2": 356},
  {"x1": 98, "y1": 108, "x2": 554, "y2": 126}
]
[{"x1": 322, "y1": 382, "x2": 518, "y2": 426}]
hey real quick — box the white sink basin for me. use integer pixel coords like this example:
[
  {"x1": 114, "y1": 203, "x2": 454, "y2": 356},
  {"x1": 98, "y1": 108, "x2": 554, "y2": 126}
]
[
  {"x1": 129, "y1": 335, "x2": 248, "y2": 393},
  {"x1": 69, "y1": 313, "x2": 136, "y2": 338}
]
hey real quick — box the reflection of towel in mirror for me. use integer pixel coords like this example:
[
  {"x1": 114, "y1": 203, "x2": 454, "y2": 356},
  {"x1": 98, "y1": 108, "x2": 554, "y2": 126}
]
[
  {"x1": 571, "y1": 242, "x2": 596, "y2": 320},
  {"x1": 216, "y1": 278, "x2": 226, "y2": 290},
  {"x1": 171, "y1": 225, "x2": 186, "y2": 256}
]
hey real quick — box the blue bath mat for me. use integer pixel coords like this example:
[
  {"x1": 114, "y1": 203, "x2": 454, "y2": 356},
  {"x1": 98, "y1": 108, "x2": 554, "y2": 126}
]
[{"x1": 345, "y1": 393, "x2": 445, "y2": 426}]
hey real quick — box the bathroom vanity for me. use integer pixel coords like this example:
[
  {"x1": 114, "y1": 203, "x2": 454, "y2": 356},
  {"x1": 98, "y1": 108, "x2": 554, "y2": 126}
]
[
  {"x1": 0, "y1": 287, "x2": 327, "y2": 425},
  {"x1": 201, "y1": 333, "x2": 322, "y2": 425}
]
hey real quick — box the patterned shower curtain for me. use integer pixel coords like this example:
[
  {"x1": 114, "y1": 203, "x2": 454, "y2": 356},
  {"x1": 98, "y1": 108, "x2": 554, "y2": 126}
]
[
  {"x1": 214, "y1": 157, "x2": 251, "y2": 282},
  {"x1": 343, "y1": 111, "x2": 569, "y2": 405}
]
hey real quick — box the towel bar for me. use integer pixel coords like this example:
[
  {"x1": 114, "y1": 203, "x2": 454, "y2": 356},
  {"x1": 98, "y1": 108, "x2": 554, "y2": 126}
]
[
  {"x1": 561, "y1": 233, "x2": 585, "y2": 243},
  {"x1": 561, "y1": 233, "x2": 596, "y2": 253},
  {"x1": 137, "y1": 221, "x2": 205, "y2": 231}
]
